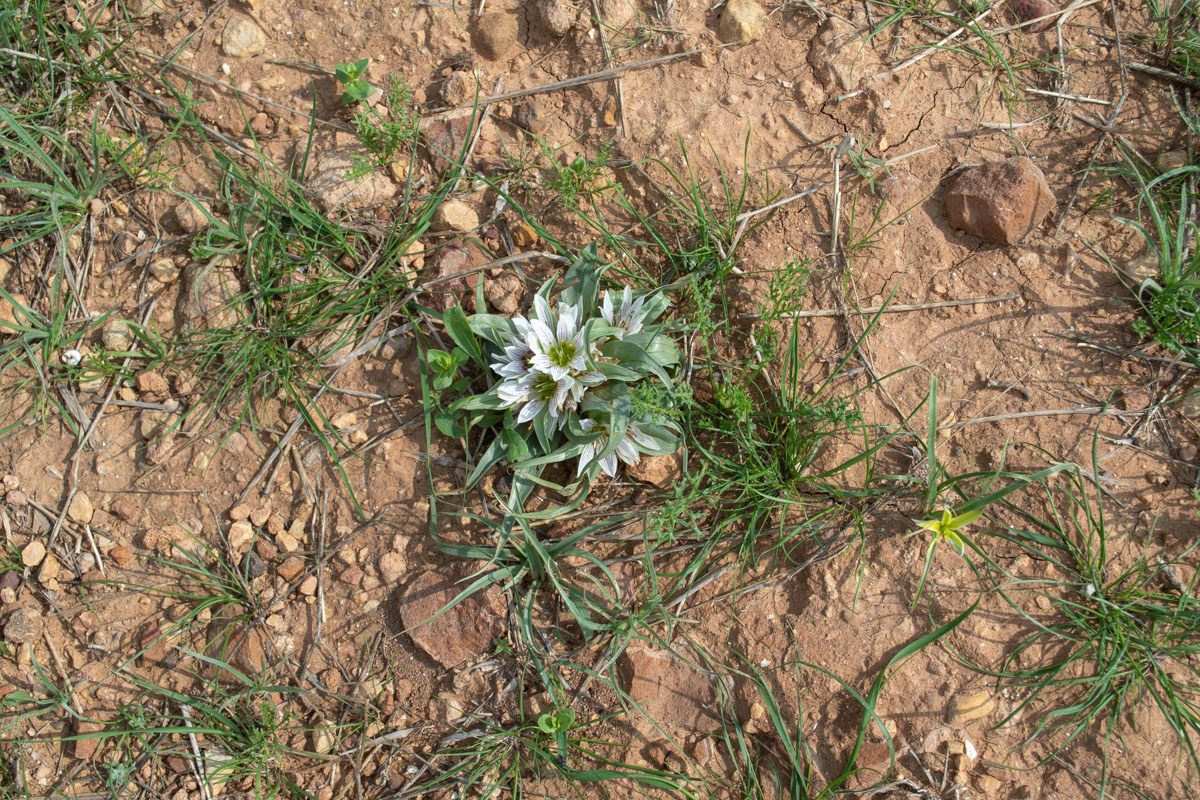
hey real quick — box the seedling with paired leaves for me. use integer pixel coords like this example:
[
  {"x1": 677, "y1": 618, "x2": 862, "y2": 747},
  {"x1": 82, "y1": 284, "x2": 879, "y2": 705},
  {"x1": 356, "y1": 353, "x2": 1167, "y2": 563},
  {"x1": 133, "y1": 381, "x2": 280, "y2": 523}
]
[{"x1": 335, "y1": 58, "x2": 372, "y2": 105}]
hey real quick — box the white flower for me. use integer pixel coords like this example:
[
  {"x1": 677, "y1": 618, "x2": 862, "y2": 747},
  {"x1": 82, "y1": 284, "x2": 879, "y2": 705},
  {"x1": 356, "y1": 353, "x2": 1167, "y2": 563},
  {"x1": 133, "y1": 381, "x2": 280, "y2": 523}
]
[
  {"x1": 526, "y1": 295, "x2": 588, "y2": 381},
  {"x1": 499, "y1": 371, "x2": 587, "y2": 435},
  {"x1": 491, "y1": 338, "x2": 533, "y2": 380},
  {"x1": 576, "y1": 419, "x2": 657, "y2": 478},
  {"x1": 600, "y1": 287, "x2": 649, "y2": 339},
  {"x1": 492, "y1": 293, "x2": 623, "y2": 435}
]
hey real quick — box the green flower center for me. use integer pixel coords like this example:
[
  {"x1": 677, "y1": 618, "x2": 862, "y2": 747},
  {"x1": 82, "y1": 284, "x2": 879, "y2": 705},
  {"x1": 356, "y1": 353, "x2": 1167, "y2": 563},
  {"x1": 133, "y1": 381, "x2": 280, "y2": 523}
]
[
  {"x1": 547, "y1": 339, "x2": 577, "y2": 368},
  {"x1": 532, "y1": 373, "x2": 560, "y2": 401}
]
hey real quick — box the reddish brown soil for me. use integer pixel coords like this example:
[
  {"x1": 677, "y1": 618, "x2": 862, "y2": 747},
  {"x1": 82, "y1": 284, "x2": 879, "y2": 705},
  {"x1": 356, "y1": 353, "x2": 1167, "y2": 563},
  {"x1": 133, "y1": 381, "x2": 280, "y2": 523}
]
[{"x1": 2, "y1": 1, "x2": 1199, "y2": 798}]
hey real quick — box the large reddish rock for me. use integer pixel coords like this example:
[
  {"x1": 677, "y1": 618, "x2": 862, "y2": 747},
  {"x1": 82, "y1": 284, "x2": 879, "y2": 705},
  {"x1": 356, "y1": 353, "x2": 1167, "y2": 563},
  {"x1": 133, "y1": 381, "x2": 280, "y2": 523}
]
[
  {"x1": 306, "y1": 147, "x2": 398, "y2": 212},
  {"x1": 1007, "y1": 0, "x2": 1058, "y2": 32},
  {"x1": 74, "y1": 720, "x2": 106, "y2": 760},
  {"x1": 944, "y1": 157, "x2": 1055, "y2": 244},
  {"x1": 424, "y1": 240, "x2": 488, "y2": 312},
  {"x1": 398, "y1": 570, "x2": 507, "y2": 668},
  {"x1": 617, "y1": 645, "x2": 725, "y2": 732},
  {"x1": 205, "y1": 617, "x2": 267, "y2": 675},
  {"x1": 626, "y1": 450, "x2": 682, "y2": 489},
  {"x1": 421, "y1": 110, "x2": 474, "y2": 173},
  {"x1": 178, "y1": 262, "x2": 244, "y2": 330}
]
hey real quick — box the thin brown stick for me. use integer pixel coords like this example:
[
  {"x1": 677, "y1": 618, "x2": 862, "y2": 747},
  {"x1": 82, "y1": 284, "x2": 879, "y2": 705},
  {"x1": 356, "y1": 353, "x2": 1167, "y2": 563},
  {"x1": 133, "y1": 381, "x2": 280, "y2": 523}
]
[
  {"x1": 868, "y1": 6, "x2": 994, "y2": 79},
  {"x1": 978, "y1": 119, "x2": 1044, "y2": 130},
  {"x1": 1053, "y1": 0, "x2": 1092, "y2": 118},
  {"x1": 154, "y1": 0, "x2": 228, "y2": 71},
  {"x1": 418, "y1": 250, "x2": 570, "y2": 291},
  {"x1": 1054, "y1": 0, "x2": 1128, "y2": 234},
  {"x1": 741, "y1": 293, "x2": 1019, "y2": 319},
  {"x1": 262, "y1": 439, "x2": 290, "y2": 498},
  {"x1": 939, "y1": 406, "x2": 1136, "y2": 431},
  {"x1": 431, "y1": 49, "x2": 707, "y2": 111},
  {"x1": 178, "y1": 703, "x2": 212, "y2": 800},
  {"x1": 48, "y1": 299, "x2": 157, "y2": 553},
  {"x1": 589, "y1": 0, "x2": 628, "y2": 140},
  {"x1": 453, "y1": 77, "x2": 503, "y2": 193},
  {"x1": 1045, "y1": 330, "x2": 1195, "y2": 367},
  {"x1": 234, "y1": 357, "x2": 355, "y2": 507},
  {"x1": 985, "y1": 375, "x2": 1033, "y2": 401},
  {"x1": 868, "y1": 0, "x2": 1104, "y2": 82},
  {"x1": 136, "y1": 49, "x2": 353, "y2": 133},
  {"x1": 291, "y1": 443, "x2": 317, "y2": 504},
  {"x1": 1130, "y1": 61, "x2": 1200, "y2": 90},
  {"x1": 1024, "y1": 86, "x2": 1111, "y2": 106}
]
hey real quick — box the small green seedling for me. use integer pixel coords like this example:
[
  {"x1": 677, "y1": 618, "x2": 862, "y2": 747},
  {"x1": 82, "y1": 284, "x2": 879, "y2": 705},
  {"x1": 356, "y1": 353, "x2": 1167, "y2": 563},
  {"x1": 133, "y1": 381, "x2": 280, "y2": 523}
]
[
  {"x1": 910, "y1": 506, "x2": 982, "y2": 609},
  {"x1": 423, "y1": 346, "x2": 470, "y2": 437},
  {"x1": 335, "y1": 58, "x2": 372, "y2": 104},
  {"x1": 546, "y1": 140, "x2": 613, "y2": 209},
  {"x1": 347, "y1": 74, "x2": 421, "y2": 179},
  {"x1": 915, "y1": 507, "x2": 980, "y2": 553},
  {"x1": 426, "y1": 347, "x2": 468, "y2": 392},
  {"x1": 537, "y1": 706, "x2": 576, "y2": 766}
]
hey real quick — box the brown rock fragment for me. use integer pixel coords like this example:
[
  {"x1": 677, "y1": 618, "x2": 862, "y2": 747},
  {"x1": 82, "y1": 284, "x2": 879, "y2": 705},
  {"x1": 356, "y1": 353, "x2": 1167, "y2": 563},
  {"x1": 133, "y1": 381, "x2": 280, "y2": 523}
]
[
  {"x1": 398, "y1": 570, "x2": 506, "y2": 667},
  {"x1": 3, "y1": 607, "x2": 42, "y2": 643},
  {"x1": 473, "y1": 12, "x2": 519, "y2": 60},
  {"x1": 1007, "y1": 0, "x2": 1058, "y2": 32},
  {"x1": 530, "y1": 0, "x2": 577, "y2": 36},
  {"x1": 946, "y1": 689, "x2": 995, "y2": 725},
  {"x1": 277, "y1": 556, "x2": 305, "y2": 582},
  {"x1": 74, "y1": 720, "x2": 106, "y2": 760},
  {"x1": 617, "y1": 645, "x2": 723, "y2": 732},
  {"x1": 626, "y1": 450, "x2": 682, "y2": 489},
  {"x1": 717, "y1": 0, "x2": 766, "y2": 46},
  {"x1": 21, "y1": 540, "x2": 46, "y2": 568},
  {"x1": 306, "y1": 147, "x2": 398, "y2": 212},
  {"x1": 67, "y1": 492, "x2": 94, "y2": 524},
  {"x1": 432, "y1": 200, "x2": 480, "y2": 232},
  {"x1": 483, "y1": 272, "x2": 523, "y2": 315},
  {"x1": 944, "y1": 157, "x2": 1055, "y2": 244},
  {"x1": 179, "y1": 262, "x2": 244, "y2": 330}
]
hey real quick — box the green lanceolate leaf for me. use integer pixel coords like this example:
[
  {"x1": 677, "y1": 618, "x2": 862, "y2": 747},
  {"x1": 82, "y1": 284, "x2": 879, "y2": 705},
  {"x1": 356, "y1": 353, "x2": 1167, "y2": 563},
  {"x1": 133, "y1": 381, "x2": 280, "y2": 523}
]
[
  {"x1": 443, "y1": 305, "x2": 484, "y2": 368},
  {"x1": 334, "y1": 58, "x2": 368, "y2": 84}
]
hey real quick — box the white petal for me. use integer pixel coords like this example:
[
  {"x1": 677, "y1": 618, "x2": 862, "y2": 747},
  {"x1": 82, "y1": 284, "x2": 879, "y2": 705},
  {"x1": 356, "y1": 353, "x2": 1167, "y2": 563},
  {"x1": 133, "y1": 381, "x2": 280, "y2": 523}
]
[
  {"x1": 497, "y1": 380, "x2": 527, "y2": 404},
  {"x1": 577, "y1": 370, "x2": 606, "y2": 386},
  {"x1": 529, "y1": 319, "x2": 555, "y2": 351},
  {"x1": 541, "y1": 363, "x2": 570, "y2": 381},
  {"x1": 534, "y1": 294, "x2": 554, "y2": 326},
  {"x1": 517, "y1": 399, "x2": 542, "y2": 424},
  {"x1": 615, "y1": 437, "x2": 641, "y2": 465},
  {"x1": 627, "y1": 422, "x2": 658, "y2": 450},
  {"x1": 495, "y1": 362, "x2": 524, "y2": 379},
  {"x1": 557, "y1": 303, "x2": 579, "y2": 339},
  {"x1": 600, "y1": 291, "x2": 614, "y2": 325},
  {"x1": 577, "y1": 442, "x2": 597, "y2": 476},
  {"x1": 600, "y1": 453, "x2": 618, "y2": 477},
  {"x1": 546, "y1": 404, "x2": 565, "y2": 434}
]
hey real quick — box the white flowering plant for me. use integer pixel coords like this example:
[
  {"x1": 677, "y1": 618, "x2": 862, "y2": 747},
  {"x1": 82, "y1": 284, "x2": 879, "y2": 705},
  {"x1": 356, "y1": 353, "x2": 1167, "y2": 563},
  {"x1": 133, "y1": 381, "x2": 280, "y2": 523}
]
[{"x1": 437, "y1": 248, "x2": 682, "y2": 506}]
